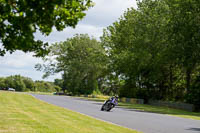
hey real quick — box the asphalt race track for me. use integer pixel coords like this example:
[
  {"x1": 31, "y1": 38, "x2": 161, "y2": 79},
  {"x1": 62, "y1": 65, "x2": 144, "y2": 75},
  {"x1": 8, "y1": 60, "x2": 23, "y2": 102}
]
[{"x1": 31, "y1": 94, "x2": 200, "y2": 133}]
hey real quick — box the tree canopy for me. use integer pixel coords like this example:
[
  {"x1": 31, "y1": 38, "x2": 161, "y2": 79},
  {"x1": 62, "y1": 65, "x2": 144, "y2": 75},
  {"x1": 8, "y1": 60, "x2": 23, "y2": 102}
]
[
  {"x1": 101, "y1": 0, "x2": 200, "y2": 109},
  {"x1": 37, "y1": 34, "x2": 108, "y2": 94},
  {"x1": 34, "y1": 0, "x2": 200, "y2": 110},
  {"x1": 0, "y1": 0, "x2": 93, "y2": 56}
]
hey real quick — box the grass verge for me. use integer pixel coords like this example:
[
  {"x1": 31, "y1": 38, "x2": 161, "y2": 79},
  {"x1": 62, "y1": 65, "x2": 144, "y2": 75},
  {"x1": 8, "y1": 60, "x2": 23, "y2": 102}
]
[
  {"x1": 118, "y1": 102, "x2": 200, "y2": 120},
  {"x1": 0, "y1": 91, "x2": 140, "y2": 133}
]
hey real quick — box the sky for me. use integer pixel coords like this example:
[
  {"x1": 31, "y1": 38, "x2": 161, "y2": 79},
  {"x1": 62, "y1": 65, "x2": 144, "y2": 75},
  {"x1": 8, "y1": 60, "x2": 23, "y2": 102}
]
[{"x1": 0, "y1": 0, "x2": 137, "y2": 81}]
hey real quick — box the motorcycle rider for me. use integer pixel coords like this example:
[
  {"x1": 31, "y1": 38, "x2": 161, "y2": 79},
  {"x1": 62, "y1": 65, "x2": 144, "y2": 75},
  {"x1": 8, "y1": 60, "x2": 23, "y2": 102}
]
[
  {"x1": 111, "y1": 95, "x2": 118, "y2": 107},
  {"x1": 106, "y1": 95, "x2": 118, "y2": 107},
  {"x1": 101, "y1": 95, "x2": 119, "y2": 111}
]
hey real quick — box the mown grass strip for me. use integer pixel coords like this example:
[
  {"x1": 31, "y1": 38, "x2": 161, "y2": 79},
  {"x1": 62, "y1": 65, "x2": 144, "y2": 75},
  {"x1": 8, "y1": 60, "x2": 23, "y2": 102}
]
[
  {"x1": 0, "y1": 91, "x2": 140, "y2": 133},
  {"x1": 118, "y1": 102, "x2": 200, "y2": 120}
]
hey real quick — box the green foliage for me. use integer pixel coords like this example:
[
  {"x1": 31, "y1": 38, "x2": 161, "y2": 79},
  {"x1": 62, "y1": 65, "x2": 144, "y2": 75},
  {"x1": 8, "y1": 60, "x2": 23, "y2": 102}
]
[
  {"x1": 33, "y1": 0, "x2": 200, "y2": 110},
  {"x1": 38, "y1": 34, "x2": 108, "y2": 95},
  {"x1": 34, "y1": 81, "x2": 56, "y2": 92},
  {"x1": 101, "y1": 0, "x2": 200, "y2": 109},
  {"x1": 13, "y1": 75, "x2": 26, "y2": 91},
  {"x1": 102, "y1": 0, "x2": 170, "y2": 100},
  {"x1": 3, "y1": 75, "x2": 26, "y2": 91},
  {"x1": 54, "y1": 85, "x2": 62, "y2": 92},
  {"x1": 92, "y1": 88, "x2": 103, "y2": 95},
  {"x1": 54, "y1": 79, "x2": 64, "y2": 88},
  {"x1": 0, "y1": 0, "x2": 93, "y2": 56},
  {"x1": 22, "y1": 77, "x2": 34, "y2": 91},
  {"x1": 0, "y1": 75, "x2": 57, "y2": 92},
  {"x1": 0, "y1": 77, "x2": 6, "y2": 89},
  {"x1": 186, "y1": 76, "x2": 200, "y2": 111}
]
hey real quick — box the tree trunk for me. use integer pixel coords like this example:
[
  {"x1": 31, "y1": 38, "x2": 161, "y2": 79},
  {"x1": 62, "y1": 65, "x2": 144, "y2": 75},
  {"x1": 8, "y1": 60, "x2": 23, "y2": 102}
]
[
  {"x1": 186, "y1": 68, "x2": 192, "y2": 93},
  {"x1": 169, "y1": 65, "x2": 173, "y2": 99},
  {"x1": 169, "y1": 65, "x2": 173, "y2": 89}
]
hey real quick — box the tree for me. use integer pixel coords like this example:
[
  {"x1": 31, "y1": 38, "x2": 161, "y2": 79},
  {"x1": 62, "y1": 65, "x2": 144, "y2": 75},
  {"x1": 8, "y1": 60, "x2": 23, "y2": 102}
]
[
  {"x1": 163, "y1": 0, "x2": 200, "y2": 110},
  {"x1": 0, "y1": 75, "x2": 60, "y2": 92},
  {"x1": 54, "y1": 78, "x2": 64, "y2": 90},
  {"x1": 165, "y1": 0, "x2": 200, "y2": 92},
  {"x1": 22, "y1": 77, "x2": 34, "y2": 91},
  {"x1": 13, "y1": 75, "x2": 26, "y2": 91},
  {"x1": 0, "y1": 77, "x2": 6, "y2": 89},
  {"x1": 34, "y1": 81, "x2": 56, "y2": 92},
  {"x1": 102, "y1": 0, "x2": 170, "y2": 101},
  {"x1": 0, "y1": 0, "x2": 93, "y2": 56},
  {"x1": 101, "y1": 0, "x2": 200, "y2": 108},
  {"x1": 37, "y1": 34, "x2": 108, "y2": 95},
  {"x1": 54, "y1": 85, "x2": 62, "y2": 92},
  {"x1": 4, "y1": 76, "x2": 15, "y2": 89},
  {"x1": 4, "y1": 75, "x2": 26, "y2": 91}
]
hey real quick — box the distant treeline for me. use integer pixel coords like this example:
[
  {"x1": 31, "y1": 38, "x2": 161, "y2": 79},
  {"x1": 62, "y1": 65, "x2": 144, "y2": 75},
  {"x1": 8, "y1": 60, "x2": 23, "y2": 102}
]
[{"x1": 0, "y1": 75, "x2": 61, "y2": 92}]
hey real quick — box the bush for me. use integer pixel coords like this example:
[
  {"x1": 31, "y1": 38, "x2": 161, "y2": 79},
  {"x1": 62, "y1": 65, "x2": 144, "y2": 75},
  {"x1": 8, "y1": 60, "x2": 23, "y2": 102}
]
[
  {"x1": 186, "y1": 87, "x2": 200, "y2": 111},
  {"x1": 0, "y1": 75, "x2": 58, "y2": 93},
  {"x1": 186, "y1": 77, "x2": 200, "y2": 111}
]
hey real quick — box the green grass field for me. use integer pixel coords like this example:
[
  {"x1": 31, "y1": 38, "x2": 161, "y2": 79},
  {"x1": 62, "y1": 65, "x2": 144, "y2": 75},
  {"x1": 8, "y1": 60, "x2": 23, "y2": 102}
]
[
  {"x1": 0, "y1": 91, "x2": 140, "y2": 133},
  {"x1": 118, "y1": 102, "x2": 200, "y2": 120},
  {"x1": 79, "y1": 97, "x2": 200, "y2": 121}
]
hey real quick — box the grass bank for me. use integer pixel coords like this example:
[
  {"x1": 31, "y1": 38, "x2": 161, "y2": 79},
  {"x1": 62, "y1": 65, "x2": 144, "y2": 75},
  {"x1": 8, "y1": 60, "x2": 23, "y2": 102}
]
[
  {"x1": 118, "y1": 102, "x2": 200, "y2": 120},
  {"x1": 0, "y1": 91, "x2": 140, "y2": 133}
]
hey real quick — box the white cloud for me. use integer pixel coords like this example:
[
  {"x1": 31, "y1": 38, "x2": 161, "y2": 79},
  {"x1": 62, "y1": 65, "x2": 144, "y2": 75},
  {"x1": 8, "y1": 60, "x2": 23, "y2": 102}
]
[
  {"x1": 0, "y1": 0, "x2": 137, "y2": 81},
  {"x1": 0, "y1": 54, "x2": 61, "y2": 81},
  {"x1": 0, "y1": 65, "x2": 61, "y2": 81},
  {"x1": 0, "y1": 51, "x2": 42, "y2": 68},
  {"x1": 80, "y1": 0, "x2": 137, "y2": 27},
  {"x1": 35, "y1": 24, "x2": 104, "y2": 44},
  {"x1": 35, "y1": 0, "x2": 137, "y2": 44},
  {"x1": 0, "y1": 51, "x2": 56, "y2": 81}
]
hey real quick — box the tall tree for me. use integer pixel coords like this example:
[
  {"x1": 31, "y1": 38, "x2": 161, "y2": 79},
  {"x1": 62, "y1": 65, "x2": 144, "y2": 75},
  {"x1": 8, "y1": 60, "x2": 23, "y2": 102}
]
[
  {"x1": 22, "y1": 77, "x2": 34, "y2": 91},
  {"x1": 102, "y1": 0, "x2": 170, "y2": 100},
  {"x1": 37, "y1": 34, "x2": 108, "y2": 94},
  {"x1": 102, "y1": 0, "x2": 200, "y2": 108},
  {"x1": 0, "y1": 0, "x2": 93, "y2": 56},
  {"x1": 0, "y1": 77, "x2": 6, "y2": 89},
  {"x1": 165, "y1": 0, "x2": 200, "y2": 92}
]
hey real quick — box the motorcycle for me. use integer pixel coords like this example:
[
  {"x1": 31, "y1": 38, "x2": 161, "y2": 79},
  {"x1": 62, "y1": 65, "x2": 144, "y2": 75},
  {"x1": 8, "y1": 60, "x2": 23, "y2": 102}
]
[{"x1": 101, "y1": 96, "x2": 118, "y2": 111}]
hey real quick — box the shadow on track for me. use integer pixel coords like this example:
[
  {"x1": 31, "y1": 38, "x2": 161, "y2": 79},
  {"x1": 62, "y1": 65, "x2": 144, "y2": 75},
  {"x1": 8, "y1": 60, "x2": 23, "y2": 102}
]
[{"x1": 186, "y1": 128, "x2": 200, "y2": 132}]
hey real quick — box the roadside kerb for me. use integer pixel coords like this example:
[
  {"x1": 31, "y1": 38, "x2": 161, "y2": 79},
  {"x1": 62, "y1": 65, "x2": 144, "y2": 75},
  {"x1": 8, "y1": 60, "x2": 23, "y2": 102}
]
[
  {"x1": 149, "y1": 100, "x2": 194, "y2": 112},
  {"x1": 120, "y1": 97, "x2": 144, "y2": 104}
]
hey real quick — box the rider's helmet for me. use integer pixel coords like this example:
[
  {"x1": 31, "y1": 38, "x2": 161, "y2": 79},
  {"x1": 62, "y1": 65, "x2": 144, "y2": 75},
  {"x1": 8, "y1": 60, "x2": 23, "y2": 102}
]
[{"x1": 110, "y1": 96, "x2": 114, "y2": 100}]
